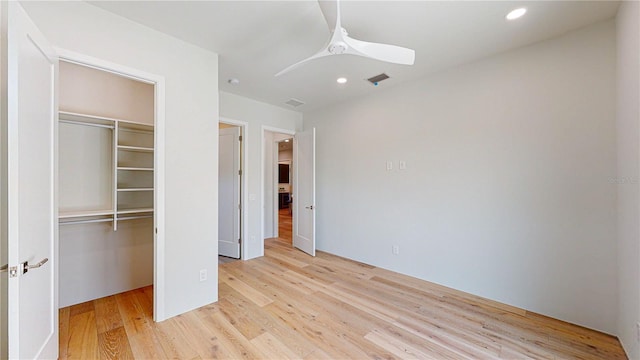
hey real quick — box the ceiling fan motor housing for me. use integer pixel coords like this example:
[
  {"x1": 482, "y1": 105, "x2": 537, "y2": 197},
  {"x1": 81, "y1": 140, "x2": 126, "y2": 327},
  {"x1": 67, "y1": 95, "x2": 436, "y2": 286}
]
[{"x1": 329, "y1": 42, "x2": 348, "y2": 54}]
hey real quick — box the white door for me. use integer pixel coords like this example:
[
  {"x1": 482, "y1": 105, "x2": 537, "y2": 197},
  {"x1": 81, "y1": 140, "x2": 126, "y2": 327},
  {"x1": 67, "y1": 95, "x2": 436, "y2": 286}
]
[
  {"x1": 218, "y1": 126, "x2": 241, "y2": 258},
  {"x1": 293, "y1": 128, "x2": 315, "y2": 256},
  {"x1": 4, "y1": 2, "x2": 58, "y2": 359}
]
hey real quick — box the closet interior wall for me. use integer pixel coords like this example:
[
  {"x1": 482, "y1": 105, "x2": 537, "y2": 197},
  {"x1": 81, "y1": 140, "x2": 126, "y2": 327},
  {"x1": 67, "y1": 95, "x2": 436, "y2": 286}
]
[{"x1": 58, "y1": 61, "x2": 155, "y2": 307}]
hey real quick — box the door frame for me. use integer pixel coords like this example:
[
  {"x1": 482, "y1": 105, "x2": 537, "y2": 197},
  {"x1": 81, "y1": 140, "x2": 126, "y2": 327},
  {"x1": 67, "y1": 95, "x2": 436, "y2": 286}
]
[
  {"x1": 54, "y1": 48, "x2": 168, "y2": 321},
  {"x1": 219, "y1": 117, "x2": 247, "y2": 260},
  {"x1": 261, "y1": 126, "x2": 295, "y2": 253}
]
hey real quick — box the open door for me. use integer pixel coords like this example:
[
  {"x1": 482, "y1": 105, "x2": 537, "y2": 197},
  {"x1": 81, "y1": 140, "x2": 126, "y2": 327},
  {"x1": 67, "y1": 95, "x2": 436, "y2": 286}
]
[
  {"x1": 218, "y1": 126, "x2": 241, "y2": 258},
  {"x1": 293, "y1": 128, "x2": 315, "y2": 256},
  {"x1": 2, "y1": 2, "x2": 58, "y2": 358}
]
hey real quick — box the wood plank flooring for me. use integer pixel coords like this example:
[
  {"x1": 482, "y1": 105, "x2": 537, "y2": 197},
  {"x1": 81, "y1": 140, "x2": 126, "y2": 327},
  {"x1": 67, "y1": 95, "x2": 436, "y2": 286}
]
[
  {"x1": 60, "y1": 238, "x2": 628, "y2": 359},
  {"x1": 278, "y1": 208, "x2": 292, "y2": 243},
  {"x1": 219, "y1": 208, "x2": 292, "y2": 265}
]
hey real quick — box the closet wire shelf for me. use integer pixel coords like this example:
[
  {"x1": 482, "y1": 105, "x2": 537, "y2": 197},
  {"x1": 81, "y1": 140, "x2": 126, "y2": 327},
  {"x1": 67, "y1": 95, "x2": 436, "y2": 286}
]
[{"x1": 58, "y1": 111, "x2": 155, "y2": 228}]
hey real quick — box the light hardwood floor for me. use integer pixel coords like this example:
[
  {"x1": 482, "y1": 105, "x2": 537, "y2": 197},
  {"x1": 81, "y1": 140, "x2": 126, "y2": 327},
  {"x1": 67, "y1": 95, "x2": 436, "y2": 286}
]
[
  {"x1": 278, "y1": 208, "x2": 292, "y2": 243},
  {"x1": 60, "y1": 238, "x2": 627, "y2": 359},
  {"x1": 219, "y1": 208, "x2": 292, "y2": 265}
]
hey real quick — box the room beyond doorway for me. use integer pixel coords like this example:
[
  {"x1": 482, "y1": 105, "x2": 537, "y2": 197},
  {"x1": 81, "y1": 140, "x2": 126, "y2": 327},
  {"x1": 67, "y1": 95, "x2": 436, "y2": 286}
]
[{"x1": 276, "y1": 137, "x2": 293, "y2": 244}]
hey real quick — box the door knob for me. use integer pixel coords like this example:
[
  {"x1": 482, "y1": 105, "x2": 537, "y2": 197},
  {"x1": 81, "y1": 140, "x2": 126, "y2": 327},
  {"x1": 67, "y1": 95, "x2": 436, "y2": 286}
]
[{"x1": 21, "y1": 258, "x2": 48, "y2": 274}]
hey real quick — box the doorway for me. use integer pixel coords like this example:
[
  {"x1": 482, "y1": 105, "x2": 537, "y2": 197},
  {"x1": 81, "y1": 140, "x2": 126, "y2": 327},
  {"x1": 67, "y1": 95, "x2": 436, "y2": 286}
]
[
  {"x1": 262, "y1": 127, "x2": 316, "y2": 257},
  {"x1": 218, "y1": 120, "x2": 246, "y2": 263},
  {"x1": 53, "y1": 52, "x2": 165, "y2": 358},
  {"x1": 263, "y1": 130, "x2": 295, "y2": 245},
  {"x1": 276, "y1": 138, "x2": 294, "y2": 244},
  {"x1": 57, "y1": 58, "x2": 160, "y2": 306}
]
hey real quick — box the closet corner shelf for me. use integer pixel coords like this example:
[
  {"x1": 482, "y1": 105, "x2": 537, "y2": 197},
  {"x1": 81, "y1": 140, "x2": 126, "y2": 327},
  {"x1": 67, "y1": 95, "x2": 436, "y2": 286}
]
[
  {"x1": 118, "y1": 122, "x2": 154, "y2": 132},
  {"x1": 117, "y1": 188, "x2": 154, "y2": 192},
  {"x1": 59, "y1": 209, "x2": 114, "y2": 219},
  {"x1": 117, "y1": 167, "x2": 154, "y2": 171},
  {"x1": 117, "y1": 145, "x2": 154, "y2": 152}
]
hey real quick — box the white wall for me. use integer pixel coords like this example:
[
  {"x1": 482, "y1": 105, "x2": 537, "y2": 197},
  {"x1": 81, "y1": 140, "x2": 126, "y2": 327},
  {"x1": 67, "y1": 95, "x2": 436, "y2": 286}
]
[
  {"x1": 0, "y1": 3, "x2": 7, "y2": 357},
  {"x1": 59, "y1": 61, "x2": 154, "y2": 124},
  {"x1": 219, "y1": 91, "x2": 302, "y2": 259},
  {"x1": 616, "y1": 1, "x2": 640, "y2": 358},
  {"x1": 22, "y1": 1, "x2": 219, "y2": 319},
  {"x1": 59, "y1": 220, "x2": 153, "y2": 307},
  {"x1": 279, "y1": 148, "x2": 293, "y2": 162},
  {"x1": 305, "y1": 20, "x2": 618, "y2": 333}
]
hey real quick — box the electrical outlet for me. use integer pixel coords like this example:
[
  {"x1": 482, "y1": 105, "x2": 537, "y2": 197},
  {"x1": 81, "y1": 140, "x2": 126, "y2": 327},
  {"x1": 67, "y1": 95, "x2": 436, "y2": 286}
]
[
  {"x1": 392, "y1": 245, "x2": 400, "y2": 255},
  {"x1": 636, "y1": 322, "x2": 640, "y2": 343},
  {"x1": 199, "y1": 269, "x2": 207, "y2": 282},
  {"x1": 399, "y1": 161, "x2": 406, "y2": 170}
]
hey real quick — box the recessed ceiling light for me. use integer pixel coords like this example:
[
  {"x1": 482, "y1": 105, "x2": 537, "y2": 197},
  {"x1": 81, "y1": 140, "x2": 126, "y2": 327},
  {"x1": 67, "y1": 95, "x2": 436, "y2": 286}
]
[
  {"x1": 284, "y1": 139, "x2": 290, "y2": 142},
  {"x1": 506, "y1": 8, "x2": 527, "y2": 20},
  {"x1": 336, "y1": 77, "x2": 348, "y2": 84},
  {"x1": 228, "y1": 78, "x2": 240, "y2": 85}
]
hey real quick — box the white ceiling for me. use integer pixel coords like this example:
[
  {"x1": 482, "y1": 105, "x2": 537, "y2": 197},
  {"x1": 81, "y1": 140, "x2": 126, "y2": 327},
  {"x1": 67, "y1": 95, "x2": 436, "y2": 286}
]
[{"x1": 89, "y1": 0, "x2": 619, "y2": 113}]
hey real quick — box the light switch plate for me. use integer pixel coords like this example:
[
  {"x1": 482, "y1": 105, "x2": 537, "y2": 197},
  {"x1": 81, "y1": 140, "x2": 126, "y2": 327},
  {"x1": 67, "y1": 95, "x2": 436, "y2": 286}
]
[{"x1": 386, "y1": 161, "x2": 393, "y2": 171}]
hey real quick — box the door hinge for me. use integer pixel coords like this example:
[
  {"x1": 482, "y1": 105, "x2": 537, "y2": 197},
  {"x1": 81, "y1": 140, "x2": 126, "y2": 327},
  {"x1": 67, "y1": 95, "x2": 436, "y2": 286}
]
[
  {"x1": 239, "y1": 170, "x2": 242, "y2": 176},
  {"x1": 238, "y1": 238, "x2": 242, "y2": 244},
  {"x1": 238, "y1": 135, "x2": 242, "y2": 142}
]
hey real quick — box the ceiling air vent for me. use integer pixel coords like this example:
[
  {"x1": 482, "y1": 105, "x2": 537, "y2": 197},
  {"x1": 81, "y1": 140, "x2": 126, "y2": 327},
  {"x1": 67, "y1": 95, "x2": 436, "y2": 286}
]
[
  {"x1": 367, "y1": 73, "x2": 390, "y2": 86},
  {"x1": 285, "y1": 98, "x2": 305, "y2": 107}
]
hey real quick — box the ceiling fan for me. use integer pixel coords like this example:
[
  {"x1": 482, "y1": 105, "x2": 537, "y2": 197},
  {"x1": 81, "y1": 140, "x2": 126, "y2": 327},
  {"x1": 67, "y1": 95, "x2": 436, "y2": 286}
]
[{"x1": 275, "y1": 0, "x2": 416, "y2": 77}]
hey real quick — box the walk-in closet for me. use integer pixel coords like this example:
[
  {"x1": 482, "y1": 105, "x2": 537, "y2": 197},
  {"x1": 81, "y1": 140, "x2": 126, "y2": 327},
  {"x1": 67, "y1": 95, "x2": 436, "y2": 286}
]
[{"x1": 58, "y1": 61, "x2": 155, "y2": 308}]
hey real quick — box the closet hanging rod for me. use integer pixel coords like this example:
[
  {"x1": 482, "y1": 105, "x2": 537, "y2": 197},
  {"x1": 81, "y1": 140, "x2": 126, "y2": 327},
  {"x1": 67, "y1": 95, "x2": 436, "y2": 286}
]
[
  {"x1": 117, "y1": 215, "x2": 153, "y2": 221},
  {"x1": 59, "y1": 217, "x2": 114, "y2": 226},
  {"x1": 59, "y1": 119, "x2": 115, "y2": 130}
]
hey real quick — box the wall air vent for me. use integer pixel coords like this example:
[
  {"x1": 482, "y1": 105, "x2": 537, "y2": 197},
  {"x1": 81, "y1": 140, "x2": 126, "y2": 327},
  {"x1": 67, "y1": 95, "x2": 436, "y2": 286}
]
[
  {"x1": 367, "y1": 73, "x2": 390, "y2": 86},
  {"x1": 285, "y1": 98, "x2": 305, "y2": 107}
]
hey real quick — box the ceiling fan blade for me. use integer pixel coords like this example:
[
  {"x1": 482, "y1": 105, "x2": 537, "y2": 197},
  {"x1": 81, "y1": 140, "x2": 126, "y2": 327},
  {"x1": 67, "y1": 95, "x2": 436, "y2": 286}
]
[
  {"x1": 344, "y1": 35, "x2": 415, "y2": 65},
  {"x1": 318, "y1": 0, "x2": 337, "y2": 32},
  {"x1": 278, "y1": 0, "x2": 415, "y2": 76},
  {"x1": 275, "y1": 48, "x2": 331, "y2": 77}
]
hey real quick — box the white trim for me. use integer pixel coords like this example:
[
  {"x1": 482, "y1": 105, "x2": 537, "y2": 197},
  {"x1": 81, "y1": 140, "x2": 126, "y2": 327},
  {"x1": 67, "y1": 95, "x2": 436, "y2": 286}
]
[
  {"x1": 55, "y1": 49, "x2": 168, "y2": 321},
  {"x1": 219, "y1": 117, "x2": 248, "y2": 261},
  {"x1": 263, "y1": 126, "x2": 296, "y2": 136},
  {"x1": 55, "y1": 49, "x2": 157, "y2": 85},
  {"x1": 261, "y1": 126, "x2": 295, "y2": 255}
]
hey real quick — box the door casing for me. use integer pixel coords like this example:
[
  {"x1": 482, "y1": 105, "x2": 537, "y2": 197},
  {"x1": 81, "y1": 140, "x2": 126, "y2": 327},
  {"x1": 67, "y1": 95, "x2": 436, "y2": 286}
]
[
  {"x1": 261, "y1": 126, "x2": 295, "y2": 255},
  {"x1": 55, "y1": 48, "x2": 168, "y2": 321},
  {"x1": 220, "y1": 117, "x2": 247, "y2": 260}
]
